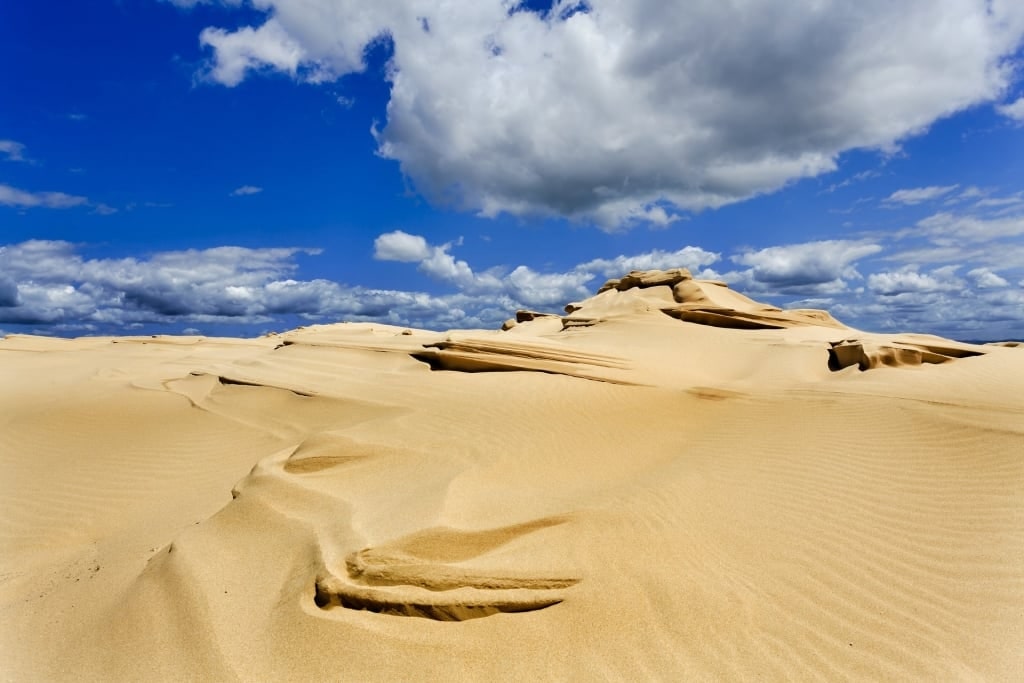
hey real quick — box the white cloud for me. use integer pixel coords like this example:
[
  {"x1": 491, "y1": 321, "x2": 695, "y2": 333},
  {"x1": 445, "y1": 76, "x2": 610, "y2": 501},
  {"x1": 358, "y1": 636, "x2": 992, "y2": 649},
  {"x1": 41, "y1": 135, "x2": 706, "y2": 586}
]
[
  {"x1": 578, "y1": 247, "x2": 720, "y2": 278},
  {"x1": 867, "y1": 268, "x2": 962, "y2": 295},
  {"x1": 883, "y1": 185, "x2": 959, "y2": 206},
  {"x1": 915, "y1": 212, "x2": 1024, "y2": 243},
  {"x1": 200, "y1": 21, "x2": 309, "y2": 87},
  {"x1": 940, "y1": 185, "x2": 988, "y2": 206},
  {"x1": 0, "y1": 241, "x2": 318, "y2": 325},
  {"x1": 0, "y1": 240, "x2": 512, "y2": 331},
  {"x1": 373, "y1": 230, "x2": 432, "y2": 262},
  {"x1": 194, "y1": 0, "x2": 1024, "y2": 229},
  {"x1": 836, "y1": 202, "x2": 1024, "y2": 337},
  {"x1": 585, "y1": 202, "x2": 683, "y2": 231},
  {"x1": 374, "y1": 232, "x2": 504, "y2": 293},
  {"x1": 997, "y1": 96, "x2": 1024, "y2": 122},
  {"x1": 887, "y1": 242, "x2": 1024, "y2": 270},
  {"x1": 370, "y1": 230, "x2": 722, "y2": 307},
  {"x1": 230, "y1": 185, "x2": 263, "y2": 196},
  {"x1": 833, "y1": 285, "x2": 1024, "y2": 340},
  {"x1": 0, "y1": 140, "x2": 27, "y2": 162},
  {"x1": 882, "y1": 207, "x2": 1024, "y2": 283},
  {"x1": 0, "y1": 183, "x2": 89, "y2": 209},
  {"x1": 956, "y1": 186, "x2": 986, "y2": 200},
  {"x1": 731, "y1": 240, "x2": 882, "y2": 293},
  {"x1": 973, "y1": 194, "x2": 1024, "y2": 209},
  {"x1": 503, "y1": 267, "x2": 594, "y2": 308},
  {"x1": 3, "y1": 234, "x2": 1022, "y2": 339},
  {"x1": 417, "y1": 244, "x2": 488, "y2": 290},
  {"x1": 967, "y1": 267, "x2": 1010, "y2": 289}
]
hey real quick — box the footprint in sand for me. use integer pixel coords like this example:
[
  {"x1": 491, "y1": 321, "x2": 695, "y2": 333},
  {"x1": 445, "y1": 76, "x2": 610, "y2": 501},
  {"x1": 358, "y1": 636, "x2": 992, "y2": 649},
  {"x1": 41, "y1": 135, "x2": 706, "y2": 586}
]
[{"x1": 313, "y1": 517, "x2": 581, "y2": 621}]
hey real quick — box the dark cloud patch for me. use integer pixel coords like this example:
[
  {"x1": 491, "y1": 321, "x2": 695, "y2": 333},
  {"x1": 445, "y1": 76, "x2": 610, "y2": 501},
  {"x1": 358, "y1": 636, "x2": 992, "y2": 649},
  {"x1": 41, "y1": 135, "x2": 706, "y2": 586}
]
[{"x1": 0, "y1": 276, "x2": 19, "y2": 307}]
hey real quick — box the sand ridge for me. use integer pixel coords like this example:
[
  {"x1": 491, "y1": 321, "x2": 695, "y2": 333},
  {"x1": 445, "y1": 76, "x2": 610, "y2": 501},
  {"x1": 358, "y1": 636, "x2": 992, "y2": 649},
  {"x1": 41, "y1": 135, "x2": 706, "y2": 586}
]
[{"x1": 2, "y1": 269, "x2": 1023, "y2": 680}]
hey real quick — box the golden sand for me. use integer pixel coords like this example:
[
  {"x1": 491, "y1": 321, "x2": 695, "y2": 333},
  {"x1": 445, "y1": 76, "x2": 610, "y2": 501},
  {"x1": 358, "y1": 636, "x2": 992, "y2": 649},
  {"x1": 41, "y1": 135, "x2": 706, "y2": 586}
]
[{"x1": 2, "y1": 270, "x2": 1022, "y2": 680}]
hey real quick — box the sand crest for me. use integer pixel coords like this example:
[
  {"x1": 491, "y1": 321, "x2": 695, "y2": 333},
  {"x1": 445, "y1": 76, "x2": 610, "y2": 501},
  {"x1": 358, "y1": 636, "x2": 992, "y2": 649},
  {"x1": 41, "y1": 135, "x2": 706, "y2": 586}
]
[{"x1": 2, "y1": 270, "x2": 1023, "y2": 680}]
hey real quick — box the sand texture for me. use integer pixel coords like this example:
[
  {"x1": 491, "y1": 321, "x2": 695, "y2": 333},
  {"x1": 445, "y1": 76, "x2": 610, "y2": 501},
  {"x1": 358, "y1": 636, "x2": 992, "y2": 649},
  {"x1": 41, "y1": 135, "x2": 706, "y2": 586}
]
[{"x1": 2, "y1": 270, "x2": 1023, "y2": 681}]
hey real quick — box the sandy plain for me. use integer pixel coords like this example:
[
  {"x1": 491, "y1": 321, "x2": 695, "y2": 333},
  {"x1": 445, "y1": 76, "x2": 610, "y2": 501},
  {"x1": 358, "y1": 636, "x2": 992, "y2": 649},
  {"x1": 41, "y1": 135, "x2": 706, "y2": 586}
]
[{"x1": 1, "y1": 269, "x2": 1022, "y2": 681}]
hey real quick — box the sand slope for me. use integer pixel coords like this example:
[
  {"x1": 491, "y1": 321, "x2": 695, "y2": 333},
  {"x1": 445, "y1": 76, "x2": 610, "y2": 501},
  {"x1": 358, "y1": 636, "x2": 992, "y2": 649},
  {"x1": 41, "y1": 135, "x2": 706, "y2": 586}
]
[{"x1": 2, "y1": 270, "x2": 1023, "y2": 681}]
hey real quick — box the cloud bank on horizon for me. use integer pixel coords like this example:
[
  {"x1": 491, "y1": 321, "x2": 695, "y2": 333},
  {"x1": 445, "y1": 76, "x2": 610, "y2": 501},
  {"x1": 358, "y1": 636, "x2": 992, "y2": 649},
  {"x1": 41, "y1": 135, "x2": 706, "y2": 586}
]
[
  {"x1": 4, "y1": 192, "x2": 1024, "y2": 338},
  {"x1": 2, "y1": 0, "x2": 1024, "y2": 340},
  {"x1": 189, "y1": 0, "x2": 1024, "y2": 228}
]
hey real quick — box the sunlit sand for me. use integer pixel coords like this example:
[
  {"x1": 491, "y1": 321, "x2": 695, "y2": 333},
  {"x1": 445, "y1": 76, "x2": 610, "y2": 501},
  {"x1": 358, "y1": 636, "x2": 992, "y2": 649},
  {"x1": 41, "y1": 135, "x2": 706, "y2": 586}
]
[{"x1": 2, "y1": 270, "x2": 1022, "y2": 680}]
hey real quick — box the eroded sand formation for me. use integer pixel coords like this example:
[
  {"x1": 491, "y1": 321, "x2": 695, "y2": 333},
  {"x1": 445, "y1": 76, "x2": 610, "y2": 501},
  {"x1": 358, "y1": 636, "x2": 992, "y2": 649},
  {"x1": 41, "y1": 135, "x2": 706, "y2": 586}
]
[{"x1": 2, "y1": 270, "x2": 1022, "y2": 680}]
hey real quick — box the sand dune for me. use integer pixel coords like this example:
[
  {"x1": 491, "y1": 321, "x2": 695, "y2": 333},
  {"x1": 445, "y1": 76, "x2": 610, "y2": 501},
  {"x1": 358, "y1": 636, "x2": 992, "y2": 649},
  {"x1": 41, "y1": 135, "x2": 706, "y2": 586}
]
[{"x1": 2, "y1": 270, "x2": 1023, "y2": 680}]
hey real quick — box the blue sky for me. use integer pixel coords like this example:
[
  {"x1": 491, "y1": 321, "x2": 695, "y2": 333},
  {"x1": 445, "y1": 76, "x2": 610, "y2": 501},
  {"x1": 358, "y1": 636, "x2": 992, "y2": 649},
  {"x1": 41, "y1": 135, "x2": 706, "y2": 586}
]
[{"x1": 3, "y1": 0, "x2": 1024, "y2": 340}]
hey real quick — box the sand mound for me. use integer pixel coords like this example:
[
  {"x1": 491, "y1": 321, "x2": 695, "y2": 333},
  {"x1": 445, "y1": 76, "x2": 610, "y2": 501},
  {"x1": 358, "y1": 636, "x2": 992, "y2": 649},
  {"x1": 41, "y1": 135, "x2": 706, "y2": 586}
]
[
  {"x1": 3, "y1": 270, "x2": 1023, "y2": 681},
  {"x1": 562, "y1": 268, "x2": 848, "y2": 330}
]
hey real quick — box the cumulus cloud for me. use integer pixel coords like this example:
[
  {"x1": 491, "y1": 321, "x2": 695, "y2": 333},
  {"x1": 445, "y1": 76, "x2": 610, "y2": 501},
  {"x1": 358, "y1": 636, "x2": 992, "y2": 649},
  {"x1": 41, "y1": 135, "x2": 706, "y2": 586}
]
[
  {"x1": 3, "y1": 233, "x2": 1022, "y2": 339},
  {"x1": 730, "y1": 240, "x2": 882, "y2": 293},
  {"x1": 192, "y1": 0, "x2": 1024, "y2": 228},
  {"x1": 476, "y1": 244, "x2": 722, "y2": 307},
  {"x1": 0, "y1": 183, "x2": 89, "y2": 209},
  {"x1": 834, "y1": 283, "x2": 1024, "y2": 339},
  {"x1": 374, "y1": 230, "x2": 432, "y2": 262},
  {"x1": 967, "y1": 267, "x2": 1010, "y2": 289},
  {"x1": 867, "y1": 267, "x2": 962, "y2": 295},
  {"x1": 371, "y1": 230, "x2": 721, "y2": 307},
  {"x1": 374, "y1": 229, "x2": 1024, "y2": 336},
  {"x1": 0, "y1": 239, "x2": 578, "y2": 330},
  {"x1": 577, "y1": 247, "x2": 721, "y2": 278},
  {"x1": 416, "y1": 242, "x2": 496, "y2": 291},
  {"x1": 881, "y1": 207, "x2": 1024, "y2": 283},
  {"x1": 201, "y1": 21, "x2": 308, "y2": 87},
  {"x1": 230, "y1": 185, "x2": 263, "y2": 196},
  {"x1": 379, "y1": 232, "x2": 557, "y2": 302},
  {"x1": 0, "y1": 241, "x2": 318, "y2": 325},
  {"x1": 826, "y1": 201, "x2": 1024, "y2": 337},
  {"x1": 882, "y1": 185, "x2": 959, "y2": 206},
  {"x1": 0, "y1": 231, "x2": 720, "y2": 332}
]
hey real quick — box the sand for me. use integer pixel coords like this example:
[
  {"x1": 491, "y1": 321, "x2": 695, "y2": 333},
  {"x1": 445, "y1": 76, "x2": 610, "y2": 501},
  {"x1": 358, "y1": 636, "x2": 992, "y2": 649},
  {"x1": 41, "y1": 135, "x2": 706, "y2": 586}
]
[{"x1": 2, "y1": 269, "x2": 1022, "y2": 681}]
